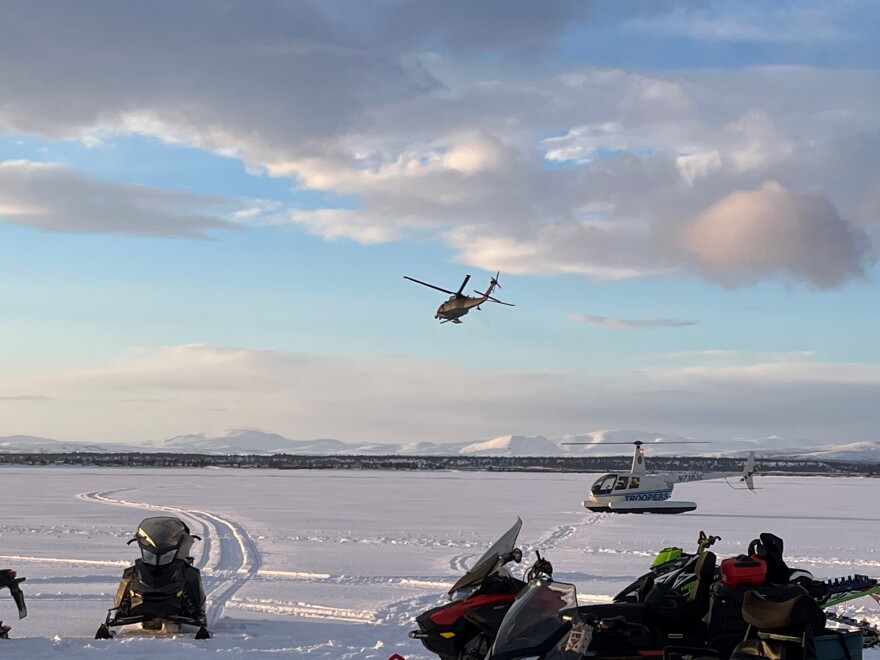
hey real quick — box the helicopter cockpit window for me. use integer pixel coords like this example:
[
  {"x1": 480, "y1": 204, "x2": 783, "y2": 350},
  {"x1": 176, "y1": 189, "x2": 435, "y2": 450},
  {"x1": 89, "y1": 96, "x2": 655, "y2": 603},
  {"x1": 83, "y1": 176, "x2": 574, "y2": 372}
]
[
  {"x1": 592, "y1": 474, "x2": 617, "y2": 495},
  {"x1": 615, "y1": 476, "x2": 629, "y2": 491},
  {"x1": 629, "y1": 477, "x2": 640, "y2": 489}
]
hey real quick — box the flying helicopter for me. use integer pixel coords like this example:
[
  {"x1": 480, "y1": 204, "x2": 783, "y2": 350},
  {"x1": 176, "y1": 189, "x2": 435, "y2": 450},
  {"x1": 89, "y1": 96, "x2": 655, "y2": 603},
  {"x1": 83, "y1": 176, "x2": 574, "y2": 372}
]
[
  {"x1": 403, "y1": 271, "x2": 514, "y2": 324},
  {"x1": 561, "y1": 440, "x2": 757, "y2": 514}
]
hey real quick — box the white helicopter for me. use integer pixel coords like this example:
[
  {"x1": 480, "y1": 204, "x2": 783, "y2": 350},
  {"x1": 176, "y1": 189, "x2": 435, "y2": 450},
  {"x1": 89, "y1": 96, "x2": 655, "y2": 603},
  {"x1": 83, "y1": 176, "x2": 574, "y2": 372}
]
[{"x1": 562, "y1": 440, "x2": 757, "y2": 514}]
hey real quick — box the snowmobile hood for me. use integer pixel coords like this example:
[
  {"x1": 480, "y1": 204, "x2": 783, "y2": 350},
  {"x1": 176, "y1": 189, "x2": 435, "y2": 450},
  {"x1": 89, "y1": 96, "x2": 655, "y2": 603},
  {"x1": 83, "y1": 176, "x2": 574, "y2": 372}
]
[
  {"x1": 448, "y1": 518, "x2": 522, "y2": 595},
  {"x1": 135, "y1": 517, "x2": 192, "y2": 552}
]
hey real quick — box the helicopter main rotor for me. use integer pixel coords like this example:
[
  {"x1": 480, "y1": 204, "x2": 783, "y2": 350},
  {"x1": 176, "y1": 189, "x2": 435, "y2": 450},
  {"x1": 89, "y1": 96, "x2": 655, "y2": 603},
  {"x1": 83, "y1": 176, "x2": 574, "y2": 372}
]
[{"x1": 403, "y1": 274, "x2": 470, "y2": 299}]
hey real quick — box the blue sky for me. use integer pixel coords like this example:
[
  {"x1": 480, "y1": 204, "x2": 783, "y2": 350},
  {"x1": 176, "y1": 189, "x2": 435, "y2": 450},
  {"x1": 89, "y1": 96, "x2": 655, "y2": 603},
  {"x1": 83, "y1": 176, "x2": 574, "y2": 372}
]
[{"x1": 1, "y1": 1, "x2": 878, "y2": 445}]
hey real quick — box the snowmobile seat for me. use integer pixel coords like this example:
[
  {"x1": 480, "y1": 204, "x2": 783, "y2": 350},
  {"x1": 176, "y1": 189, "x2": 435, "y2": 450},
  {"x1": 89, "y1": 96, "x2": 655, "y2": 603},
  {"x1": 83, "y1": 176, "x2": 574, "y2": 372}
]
[
  {"x1": 689, "y1": 552, "x2": 718, "y2": 620},
  {"x1": 706, "y1": 582, "x2": 809, "y2": 658},
  {"x1": 741, "y1": 590, "x2": 826, "y2": 637},
  {"x1": 636, "y1": 573, "x2": 656, "y2": 602},
  {"x1": 728, "y1": 590, "x2": 842, "y2": 660}
]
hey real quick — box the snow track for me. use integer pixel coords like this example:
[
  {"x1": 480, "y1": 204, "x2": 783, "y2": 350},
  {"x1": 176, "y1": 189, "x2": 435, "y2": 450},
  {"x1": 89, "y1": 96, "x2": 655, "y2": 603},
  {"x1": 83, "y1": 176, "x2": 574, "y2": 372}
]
[{"x1": 77, "y1": 489, "x2": 262, "y2": 628}]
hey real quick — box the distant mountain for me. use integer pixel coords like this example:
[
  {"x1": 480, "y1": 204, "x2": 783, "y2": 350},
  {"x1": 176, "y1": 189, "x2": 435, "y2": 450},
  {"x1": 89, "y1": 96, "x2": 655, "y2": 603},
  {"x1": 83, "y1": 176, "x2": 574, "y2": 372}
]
[
  {"x1": 767, "y1": 441, "x2": 880, "y2": 463},
  {"x1": 555, "y1": 430, "x2": 698, "y2": 454},
  {"x1": 0, "y1": 435, "x2": 140, "y2": 453},
  {"x1": 152, "y1": 429, "x2": 351, "y2": 455},
  {"x1": 0, "y1": 429, "x2": 876, "y2": 463},
  {"x1": 459, "y1": 434, "x2": 562, "y2": 456}
]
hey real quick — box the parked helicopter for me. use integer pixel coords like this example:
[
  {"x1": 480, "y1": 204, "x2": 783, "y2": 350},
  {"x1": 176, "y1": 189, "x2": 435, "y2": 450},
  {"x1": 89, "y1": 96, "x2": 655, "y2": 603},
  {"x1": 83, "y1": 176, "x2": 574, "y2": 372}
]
[
  {"x1": 561, "y1": 440, "x2": 757, "y2": 514},
  {"x1": 403, "y1": 271, "x2": 514, "y2": 324}
]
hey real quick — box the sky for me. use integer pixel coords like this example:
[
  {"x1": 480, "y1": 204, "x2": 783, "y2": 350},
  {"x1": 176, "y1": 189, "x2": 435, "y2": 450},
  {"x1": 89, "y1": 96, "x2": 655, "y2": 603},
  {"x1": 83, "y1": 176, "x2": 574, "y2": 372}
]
[{"x1": 1, "y1": 0, "x2": 878, "y2": 446}]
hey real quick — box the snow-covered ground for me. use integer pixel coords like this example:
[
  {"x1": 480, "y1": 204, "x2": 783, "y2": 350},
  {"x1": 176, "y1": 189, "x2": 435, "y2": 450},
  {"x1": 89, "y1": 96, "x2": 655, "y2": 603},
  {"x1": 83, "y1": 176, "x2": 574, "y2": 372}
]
[{"x1": 0, "y1": 468, "x2": 877, "y2": 658}]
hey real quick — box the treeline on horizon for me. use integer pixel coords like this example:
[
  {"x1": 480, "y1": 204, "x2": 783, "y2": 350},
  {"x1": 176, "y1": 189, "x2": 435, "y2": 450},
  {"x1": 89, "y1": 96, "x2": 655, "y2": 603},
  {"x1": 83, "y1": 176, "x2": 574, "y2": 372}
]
[{"x1": 0, "y1": 452, "x2": 876, "y2": 475}]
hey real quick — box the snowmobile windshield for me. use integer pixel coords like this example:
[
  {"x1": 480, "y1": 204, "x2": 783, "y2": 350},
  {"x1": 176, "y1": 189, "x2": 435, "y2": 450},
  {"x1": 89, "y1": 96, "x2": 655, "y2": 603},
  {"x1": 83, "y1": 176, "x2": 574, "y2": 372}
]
[
  {"x1": 488, "y1": 579, "x2": 580, "y2": 660},
  {"x1": 135, "y1": 517, "x2": 191, "y2": 564},
  {"x1": 448, "y1": 517, "x2": 523, "y2": 595}
]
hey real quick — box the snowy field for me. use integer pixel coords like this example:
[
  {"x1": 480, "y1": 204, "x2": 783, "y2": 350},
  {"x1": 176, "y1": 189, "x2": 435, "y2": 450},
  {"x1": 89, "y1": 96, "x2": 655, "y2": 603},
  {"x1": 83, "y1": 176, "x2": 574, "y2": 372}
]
[{"x1": 0, "y1": 467, "x2": 877, "y2": 659}]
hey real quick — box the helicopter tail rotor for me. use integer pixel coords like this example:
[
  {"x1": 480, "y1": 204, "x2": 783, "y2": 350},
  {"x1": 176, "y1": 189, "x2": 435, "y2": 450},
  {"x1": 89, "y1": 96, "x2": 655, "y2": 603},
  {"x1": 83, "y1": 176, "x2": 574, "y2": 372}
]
[{"x1": 472, "y1": 272, "x2": 514, "y2": 305}]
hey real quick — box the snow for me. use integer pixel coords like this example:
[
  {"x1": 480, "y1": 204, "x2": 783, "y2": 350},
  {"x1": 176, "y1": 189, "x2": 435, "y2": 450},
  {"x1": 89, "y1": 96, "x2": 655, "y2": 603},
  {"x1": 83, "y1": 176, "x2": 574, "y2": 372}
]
[{"x1": 0, "y1": 468, "x2": 877, "y2": 659}]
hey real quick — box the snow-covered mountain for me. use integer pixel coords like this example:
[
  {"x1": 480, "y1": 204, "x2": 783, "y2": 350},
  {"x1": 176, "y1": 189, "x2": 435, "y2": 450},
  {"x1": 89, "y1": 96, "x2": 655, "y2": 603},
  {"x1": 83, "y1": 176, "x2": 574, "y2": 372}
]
[
  {"x1": 459, "y1": 434, "x2": 563, "y2": 456},
  {"x1": 0, "y1": 435, "x2": 141, "y2": 453},
  {"x1": 0, "y1": 429, "x2": 877, "y2": 462},
  {"x1": 766, "y1": 440, "x2": 880, "y2": 463},
  {"x1": 153, "y1": 429, "x2": 350, "y2": 455}
]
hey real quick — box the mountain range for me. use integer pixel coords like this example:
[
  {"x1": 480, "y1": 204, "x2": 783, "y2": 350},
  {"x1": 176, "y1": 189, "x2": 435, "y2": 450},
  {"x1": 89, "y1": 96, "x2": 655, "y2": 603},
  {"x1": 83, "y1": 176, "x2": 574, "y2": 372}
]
[{"x1": 1, "y1": 428, "x2": 878, "y2": 462}]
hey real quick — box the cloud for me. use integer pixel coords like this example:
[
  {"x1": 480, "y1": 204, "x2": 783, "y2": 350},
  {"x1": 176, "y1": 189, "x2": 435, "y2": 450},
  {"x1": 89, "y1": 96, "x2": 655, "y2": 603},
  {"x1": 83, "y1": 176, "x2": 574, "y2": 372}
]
[
  {"x1": 0, "y1": 160, "x2": 241, "y2": 237},
  {"x1": 0, "y1": 3, "x2": 877, "y2": 285},
  {"x1": 630, "y1": 1, "x2": 853, "y2": 43},
  {"x1": 3, "y1": 344, "x2": 879, "y2": 445},
  {"x1": 0, "y1": 394, "x2": 52, "y2": 401},
  {"x1": 377, "y1": 0, "x2": 594, "y2": 56},
  {"x1": 678, "y1": 181, "x2": 870, "y2": 288},
  {"x1": 567, "y1": 314, "x2": 696, "y2": 331}
]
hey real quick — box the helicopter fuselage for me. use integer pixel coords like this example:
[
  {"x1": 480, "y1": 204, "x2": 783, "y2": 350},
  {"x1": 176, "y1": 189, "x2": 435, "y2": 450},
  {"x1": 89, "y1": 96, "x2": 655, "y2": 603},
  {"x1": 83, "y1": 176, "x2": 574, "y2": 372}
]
[
  {"x1": 584, "y1": 467, "x2": 750, "y2": 514},
  {"x1": 435, "y1": 295, "x2": 484, "y2": 321},
  {"x1": 584, "y1": 472, "x2": 694, "y2": 514}
]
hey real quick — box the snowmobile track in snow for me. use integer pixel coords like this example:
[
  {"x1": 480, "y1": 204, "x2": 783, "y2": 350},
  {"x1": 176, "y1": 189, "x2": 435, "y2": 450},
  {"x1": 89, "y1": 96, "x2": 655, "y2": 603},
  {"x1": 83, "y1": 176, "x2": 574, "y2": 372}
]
[{"x1": 77, "y1": 489, "x2": 262, "y2": 628}]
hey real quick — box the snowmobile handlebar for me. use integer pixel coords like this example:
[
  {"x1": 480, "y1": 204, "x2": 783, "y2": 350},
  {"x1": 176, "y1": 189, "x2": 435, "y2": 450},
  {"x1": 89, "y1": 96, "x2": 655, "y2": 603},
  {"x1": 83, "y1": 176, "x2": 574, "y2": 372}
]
[
  {"x1": 697, "y1": 531, "x2": 721, "y2": 551},
  {"x1": 526, "y1": 550, "x2": 554, "y2": 582},
  {"x1": 0, "y1": 570, "x2": 25, "y2": 588}
]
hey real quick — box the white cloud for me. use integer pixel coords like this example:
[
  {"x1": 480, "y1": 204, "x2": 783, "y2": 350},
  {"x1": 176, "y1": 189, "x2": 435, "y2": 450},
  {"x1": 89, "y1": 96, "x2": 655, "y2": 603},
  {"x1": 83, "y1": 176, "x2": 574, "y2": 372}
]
[
  {"x1": 629, "y1": 2, "x2": 852, "y2": 43},
  {"x1": 679, "y1": 181, "x2": 869, "y2": 288},
  {"x1": 0, "y1": 3, "x2": 877, "y2": 285},
  {"x1": 567, "y1": 314, "x2": 697, "y2": 331},
  {"x1": 3, "y1": 344, "x2": 878, "y2": 444},
  {"x1": 0, "y1": 159, "x2": 241, "y2": 237},
  {"x1": 676, "y1": 150, "x2": 722, "y2": 185},
  {"x1": 288, "y1": 209, "x2": 403, "y2": 244}
]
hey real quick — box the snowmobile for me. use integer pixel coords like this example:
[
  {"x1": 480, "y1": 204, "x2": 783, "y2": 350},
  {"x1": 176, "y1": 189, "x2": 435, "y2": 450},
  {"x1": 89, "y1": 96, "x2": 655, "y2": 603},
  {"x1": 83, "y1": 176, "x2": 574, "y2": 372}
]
[
  {"x1": 612, "y1": 530, "x2": 723, "y2": 603},
  {"x1": 0, "y1": 568, "x2": 27, "y2": 639},
  {"x1": 485, "y1": 531, "x2": 879, "y2": 660},
  {"x1": 616, "y1": 531, "x2": 879, "y2": 650},
  {"x1": 409, "y1": 518, "x2": 539, "y2": 660},
  {"x1": 486, "y1": 571, "x2": 867, "y2": 660},
  {"x1": 95, "y1": 516, "x2": 210, "y2": 639}
]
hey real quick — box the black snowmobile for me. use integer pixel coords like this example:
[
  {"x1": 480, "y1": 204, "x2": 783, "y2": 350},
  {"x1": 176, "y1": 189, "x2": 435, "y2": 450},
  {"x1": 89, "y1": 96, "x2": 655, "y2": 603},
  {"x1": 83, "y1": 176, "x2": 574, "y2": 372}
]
[
  {"x1": 615, "y1": 531, "x2": 879, "y2": 649},
  {"x1": 485, "y1": 531, "x2": 878, "y2": 660},
  {"x1": 0, "y1": 568, "x2": 27, "y2": 639},
  {"x1": 95, "y1": 516, "x2": 210, "y2": 639}
]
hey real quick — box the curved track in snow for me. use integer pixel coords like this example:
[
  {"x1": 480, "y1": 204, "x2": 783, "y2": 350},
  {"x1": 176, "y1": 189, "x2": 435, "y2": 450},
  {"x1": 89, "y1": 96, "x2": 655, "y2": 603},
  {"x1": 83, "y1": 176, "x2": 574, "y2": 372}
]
[{"x1": 77, "y1": 489, "x2": 262, "y2": 627}]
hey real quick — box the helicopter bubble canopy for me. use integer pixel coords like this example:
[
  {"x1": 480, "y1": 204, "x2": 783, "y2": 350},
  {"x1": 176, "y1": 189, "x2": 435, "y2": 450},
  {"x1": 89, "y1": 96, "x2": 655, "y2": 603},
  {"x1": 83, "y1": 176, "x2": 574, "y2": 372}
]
[{"x1": 448, "y1": 517, "x2": 523, "y2": 595}]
